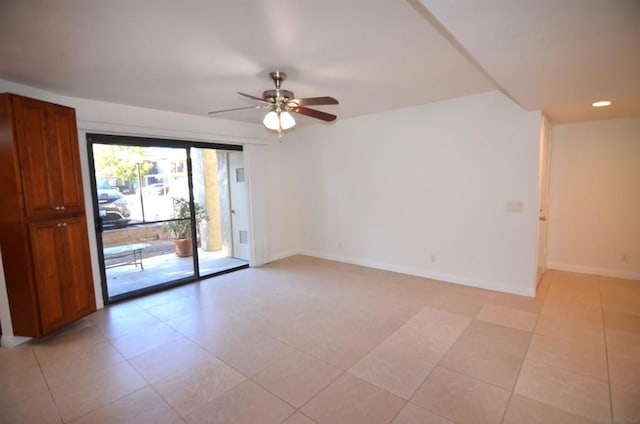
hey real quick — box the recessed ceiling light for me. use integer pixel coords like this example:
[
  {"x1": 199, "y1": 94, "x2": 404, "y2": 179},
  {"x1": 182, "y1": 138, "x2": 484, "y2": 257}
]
[{"x1": 592, "y1": 100, "x2": 612, "y2": 107}]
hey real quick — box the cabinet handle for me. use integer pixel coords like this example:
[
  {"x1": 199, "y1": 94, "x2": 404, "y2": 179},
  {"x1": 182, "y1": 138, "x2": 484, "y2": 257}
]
[
  {"x1": 57, "y1": 223, "x2": 62, "y2": 227},
  {"x1": 55, "y1": 206, "x2": 60, "y2": 210},
  {"x1": 60, "y1": 206, "x2": 65, "y2": 210},
  {"x1": 62, "y1": 222, "x2": 67, "y2": 227}
]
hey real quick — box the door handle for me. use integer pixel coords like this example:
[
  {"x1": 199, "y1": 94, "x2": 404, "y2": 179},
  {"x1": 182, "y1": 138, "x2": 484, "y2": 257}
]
[{"x1": 539, "y1": 216, "x2": 546, "y2": 221}]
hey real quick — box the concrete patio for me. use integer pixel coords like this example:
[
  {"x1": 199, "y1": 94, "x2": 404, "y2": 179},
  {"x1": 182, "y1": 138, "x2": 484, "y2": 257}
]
[{"x1": 105, "y1": 245, "x2": 248, "y2": 297}]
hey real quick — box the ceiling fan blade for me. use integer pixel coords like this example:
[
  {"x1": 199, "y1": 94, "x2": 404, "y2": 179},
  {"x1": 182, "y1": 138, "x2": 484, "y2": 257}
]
[
  {"x1": 237, "y1": 91, "x2": 271, "y2": 103},
  {"x1": 208, "y1": 105, "x2": 268, "y2": 115},
  {"x1": 289, "y1": 106, "x2": 337, "y2": 122},
  {"x1": 288, "y1": 96, "x2": 339, "y2": 107}
]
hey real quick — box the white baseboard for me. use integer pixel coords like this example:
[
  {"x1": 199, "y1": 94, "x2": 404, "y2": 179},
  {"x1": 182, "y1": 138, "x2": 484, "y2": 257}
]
[
  {"x1": 547, "y1": 262, "x2": 640, "y2": 280},
  {"x1": 1, "y1": 335, "x2": 31, "y2": 347},
  {"x1": 268, "y1": 250, "x2": 300, "y2": 263},
  {"x1": 298, "y1": 250, "x2": 536, "y2": 298}
]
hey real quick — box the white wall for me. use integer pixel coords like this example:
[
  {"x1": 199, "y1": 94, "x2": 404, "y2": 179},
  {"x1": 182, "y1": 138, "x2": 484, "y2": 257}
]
[
  {"x1": 266, "y1": 134, "x2": 303, "y2": 261},
  {"x1": 295, "y1": 91, "x2": 541, "y2": 296},
  {"x1": 547, "y1": 117, "x2": 640, "y2": 279}
]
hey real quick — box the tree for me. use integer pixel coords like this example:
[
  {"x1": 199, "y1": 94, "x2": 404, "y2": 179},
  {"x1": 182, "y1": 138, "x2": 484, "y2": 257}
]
[{"x1": 93, "y1": 144, "x2": 153, "y2": 185}]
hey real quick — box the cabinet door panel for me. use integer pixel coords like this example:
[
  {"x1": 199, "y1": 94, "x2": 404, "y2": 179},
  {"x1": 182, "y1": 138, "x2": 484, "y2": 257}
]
[
  {"x1": 29, "y1": 221, "x2": 67, "y2": 335},
  {"x1": 60, "y1": 217, "x2": 96, "y2": 318},
  {"x1": 13, "y1": 96, "x2": 57, "y2": 217},
  {"x1": 47, "y1": 105, "x2": 84, "y2": 214}
]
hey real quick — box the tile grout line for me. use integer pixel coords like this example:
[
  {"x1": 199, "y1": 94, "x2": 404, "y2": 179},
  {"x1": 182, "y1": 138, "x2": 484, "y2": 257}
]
[
  {"x1": 155, "y1": 319, "x2": 325, "y2": 418},
  {"x1": 62, "y1": 320, "x2": 164, "y2": 423},
  {"x1": 524, "y1": 276, "x2": 613, "y2": 379},
  {"x1": 265, "y1": 300, "x2": 431, "y2": 410},
  {"x1": 28, "y1": 322, "x2": 113, "y2": 422},
  {"x1": 265, "y1": 302, "x2": 443, "y2": 422},
  {"x1": 140, "y1": 331, "x2": 248, "y2": 419},
  {"x1": 342, "y1": 300, "x2": 470, "y2": 423},
  {"x1": 497, "y1": 272, "x2": 549, "y2": 424},
  {"x1": 101, "y1": 311, "x2": 248, "y2": 422},
  {"x1": 598, "y1": 275, "x2": 615, "y2": 424},
  {"x1": 30, "y1": 339, "x2": 69, "y2": 424},
  {"x1": 377, "y1": 293, "x2": 540, "y2": 423},
  {"x1": 398, "y1": 308, "x2": 477, "y2": 421},
  {"x1": 515, "y1": 272, "x2": 614, "y2": 423},
  {"x1": 117, "y1": 330, "x2": 187, "y2": 422}
]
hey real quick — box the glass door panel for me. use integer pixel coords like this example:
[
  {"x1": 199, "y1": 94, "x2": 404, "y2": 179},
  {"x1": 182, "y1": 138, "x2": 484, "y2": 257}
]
[
  {"x1": 92, "y1": 143, "x2": 195, "y2": 300},
  {"x1": 191, "y1": 147, "x2": 249, "y2": 277}
]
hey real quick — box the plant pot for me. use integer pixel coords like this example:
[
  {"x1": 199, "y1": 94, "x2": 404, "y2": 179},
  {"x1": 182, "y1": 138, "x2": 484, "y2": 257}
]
[{"x1": 174, "y1": 238, "x2": 193, "y2": 257}]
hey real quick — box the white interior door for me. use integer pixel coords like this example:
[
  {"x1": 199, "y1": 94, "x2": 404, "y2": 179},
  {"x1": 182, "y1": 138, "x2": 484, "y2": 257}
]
[
  {"x1": 229, "y1": 152, "x2": 249, "y2": 260},
  {"x1": 536, "y1": 116, "x2": 551, "y2": 282}
]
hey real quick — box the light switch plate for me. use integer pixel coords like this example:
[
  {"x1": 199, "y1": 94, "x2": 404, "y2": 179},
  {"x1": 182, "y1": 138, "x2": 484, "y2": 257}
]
[{"x1": 506, "y1": 201, "x2": 524, "y2": 213}]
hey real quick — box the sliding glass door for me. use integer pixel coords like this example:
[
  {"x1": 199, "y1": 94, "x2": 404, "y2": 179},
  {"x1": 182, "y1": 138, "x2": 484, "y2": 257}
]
[
  {"x1": 87, "y1": 135, "x2": 248, "y2": 302},
  {"x1": 190, "y1": 148, "x2": 250, "y2": 277}
]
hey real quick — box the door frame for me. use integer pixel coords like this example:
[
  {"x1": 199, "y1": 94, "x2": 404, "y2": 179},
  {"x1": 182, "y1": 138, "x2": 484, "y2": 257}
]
[
  {"x1": 86, "y1": 133, "x2": 247, "y2": 303},
  {"x1": 536, "y1": 115, "x2": 551, "y2": 284}
]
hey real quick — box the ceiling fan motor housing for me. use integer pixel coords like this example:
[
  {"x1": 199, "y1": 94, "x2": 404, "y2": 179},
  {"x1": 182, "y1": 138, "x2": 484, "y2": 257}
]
[{"x1": 263, "y1": 89, "x2": 295, "y2": 104}]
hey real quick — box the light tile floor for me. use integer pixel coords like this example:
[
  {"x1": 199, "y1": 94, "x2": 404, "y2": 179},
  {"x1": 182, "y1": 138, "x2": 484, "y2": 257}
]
[{"x1": 1, "y1": 255, "x2": 639, "y2": 423}]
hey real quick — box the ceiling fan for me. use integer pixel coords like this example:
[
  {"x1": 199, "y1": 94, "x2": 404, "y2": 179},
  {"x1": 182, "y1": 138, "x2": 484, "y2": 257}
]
[{"x1": 208, "y1": 71, "x2": 339, "y2": 137}]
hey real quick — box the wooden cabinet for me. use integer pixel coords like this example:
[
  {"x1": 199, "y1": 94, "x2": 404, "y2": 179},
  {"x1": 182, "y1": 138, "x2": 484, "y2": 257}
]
[
  {"x1": 12, "y1": 95, "x2": 85, "y2": 217},
  {"x1": 29, "y1": 217, "x2": 95, "y2": 335},
  {"x1": 0, "y1": 93, "x2": 95, "y2": 338}
]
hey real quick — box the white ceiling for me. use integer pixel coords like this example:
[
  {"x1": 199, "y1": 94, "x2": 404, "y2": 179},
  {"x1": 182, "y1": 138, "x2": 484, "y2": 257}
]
[{"x1": 0, "y1": 0, "x2": 638, "y2": 125}]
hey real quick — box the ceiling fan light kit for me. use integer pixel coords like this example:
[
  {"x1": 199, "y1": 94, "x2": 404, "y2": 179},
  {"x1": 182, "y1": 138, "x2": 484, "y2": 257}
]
[
  {"x1": 209, "y1": 71, "x2": 339, "y2": 139},
  {"x1": 263, "y1": 110, "x2": 296, "y2": 131}
]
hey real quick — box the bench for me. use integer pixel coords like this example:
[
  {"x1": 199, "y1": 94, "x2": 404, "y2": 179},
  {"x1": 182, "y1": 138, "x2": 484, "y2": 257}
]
[{"x1": 103, "y1": 243, "x2": 150, "y2": 270}]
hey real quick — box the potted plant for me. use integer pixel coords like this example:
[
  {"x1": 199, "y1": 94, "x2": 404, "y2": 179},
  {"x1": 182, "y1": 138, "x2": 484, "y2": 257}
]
[{"x1": 163, "y1": 197, "x2": 207, "y2": 257}]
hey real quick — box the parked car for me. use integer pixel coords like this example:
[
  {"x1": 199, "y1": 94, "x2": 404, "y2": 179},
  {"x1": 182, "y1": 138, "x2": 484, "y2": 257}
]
[
  {"x1": 143, "y1": 182, "x2": 170, "y2": 195},
  {"x1": 97, "y1": 180, "x2": 130, "y2": 229}
]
